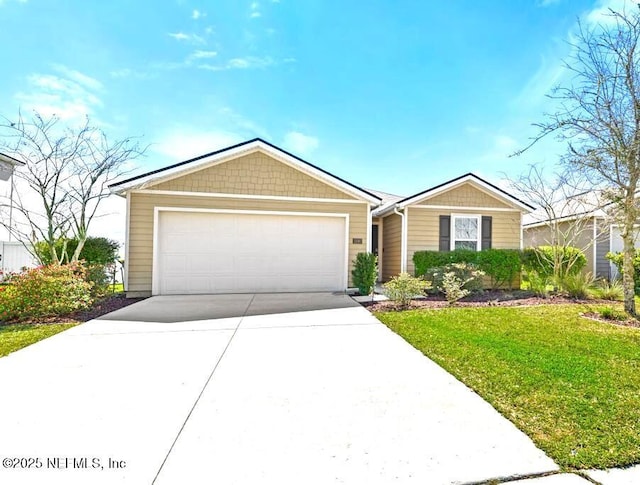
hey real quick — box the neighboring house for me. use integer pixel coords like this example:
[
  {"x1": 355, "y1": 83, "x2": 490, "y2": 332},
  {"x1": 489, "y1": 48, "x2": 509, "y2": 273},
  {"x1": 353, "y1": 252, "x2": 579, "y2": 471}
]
[
  {"x1": 523, "y1": 207, "x2": 626, "y2": 280},
  {"x1": 372, "y1": 174, "x2": 534, "y2": 281},
  {"x1": 0, "y1": 241, "x2": 36, "y2": 275},
  {"x1": 111, "y1": 141, "x2": 532, "y2": 296},
  {"x1": 0, "y1": 152, "x2": 25, "y2": 181},
  {"x1": 110, "y1": 139, "x2": 381, "y2": 296}
]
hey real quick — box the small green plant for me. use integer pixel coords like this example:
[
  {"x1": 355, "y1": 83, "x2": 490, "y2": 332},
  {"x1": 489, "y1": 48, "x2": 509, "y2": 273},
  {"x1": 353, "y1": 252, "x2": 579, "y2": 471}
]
[
  {"x1": 0, "y1": 263, "x2": 94, "y2": 322},
  {"x1": 592, "y1": 279, "x2": 624, "y2": 301},
  {"x1": 524, "y1": 270, "x2": 551, "y2": 298},
  {"x1": 351, "y1": 252, "x2": 378, "y2": 297},
  {"x1": 439, "y1": 264, "x2": 485, "y2": 305},
  {"x1": 559, "y1": 272, "x2": 595, "y2": 299},
  {"x1": 598, "y1": 306, "x2": 628, "y2": 321},
  {"x1": 606, "y1": 250, "x2": 640, "y2": 295},
  {"x1": 383, "y1": 272, "x2": 431, "y2": 309}
]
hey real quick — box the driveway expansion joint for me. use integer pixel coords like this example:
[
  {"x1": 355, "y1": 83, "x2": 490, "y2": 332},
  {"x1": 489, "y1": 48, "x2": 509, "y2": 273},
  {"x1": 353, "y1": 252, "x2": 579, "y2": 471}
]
[{"x1": 151, "y1": 294, "x2": 256, "y2": 484}]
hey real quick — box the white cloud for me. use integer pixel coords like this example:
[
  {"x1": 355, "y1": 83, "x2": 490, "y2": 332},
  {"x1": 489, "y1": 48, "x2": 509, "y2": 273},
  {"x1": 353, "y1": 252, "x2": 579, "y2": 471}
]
[
  {"x1": 536, "y1": 0, "x2": 561, "y2": 6},
  {"x1": 192, "y1": 9, "x2": 204, "y2": 19},
  {"x1": 250, "y1": 1, "x2": 261, "y2": 18},
  {"x1": 198, "y1": 56, "x2": 277, "y2": 71},
  {"x1": 168, "y1": 32, "x2": 205, "y2": 44},
  {"x1": 189, "y1": 49, "x2": 218, "y2": 60},
  {"x1": 282, "y1": 131, "x2": 319, "y2": 156},
  {"x1": 14, "y1": 67, "x2": 103, "y2": 121},
  {"x1": 152, "y1": 129, "x2": 243, "y2": 162},
  {"x1": 585, "y1": 0, "x2": 638, "y2": 26}
]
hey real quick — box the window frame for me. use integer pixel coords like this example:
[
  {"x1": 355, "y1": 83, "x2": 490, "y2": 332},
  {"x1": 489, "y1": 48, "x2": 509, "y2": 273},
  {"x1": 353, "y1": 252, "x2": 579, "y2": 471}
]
[{"x1": 450, "y1": 214, "x2": 482, "y2": 251}]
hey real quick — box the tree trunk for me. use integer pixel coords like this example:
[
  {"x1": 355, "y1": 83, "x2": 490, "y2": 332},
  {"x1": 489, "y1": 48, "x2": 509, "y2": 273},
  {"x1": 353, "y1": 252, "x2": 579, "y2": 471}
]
[{"x1": 622, "y1": 212, "x2": 637, "y2": 315}]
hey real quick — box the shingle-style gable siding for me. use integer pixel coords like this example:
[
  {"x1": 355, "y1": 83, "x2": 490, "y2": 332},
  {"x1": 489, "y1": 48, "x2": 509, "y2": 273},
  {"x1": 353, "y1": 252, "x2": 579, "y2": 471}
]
[
  {"x1": 150, "y1": 151, "x2": 355, "y2": 200},
  {"x1": 420, "y1": 183, "x2": 512, "y2": 209}
]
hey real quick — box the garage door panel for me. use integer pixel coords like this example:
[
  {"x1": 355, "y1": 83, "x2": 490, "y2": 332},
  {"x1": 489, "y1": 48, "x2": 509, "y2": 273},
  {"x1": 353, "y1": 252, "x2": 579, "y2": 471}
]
[{"x1": 156, "y1": 211, "x2": 346, "y2": 294}]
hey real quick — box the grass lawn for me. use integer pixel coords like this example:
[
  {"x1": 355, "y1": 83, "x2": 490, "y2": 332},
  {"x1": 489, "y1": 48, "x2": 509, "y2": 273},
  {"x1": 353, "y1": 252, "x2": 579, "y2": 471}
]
[
  {"x1": 0, "y1": 323, "x2": 76, "y2": 358},
  {"x1": 376, "y1": 304, "x2": 640, "y2": 470}
]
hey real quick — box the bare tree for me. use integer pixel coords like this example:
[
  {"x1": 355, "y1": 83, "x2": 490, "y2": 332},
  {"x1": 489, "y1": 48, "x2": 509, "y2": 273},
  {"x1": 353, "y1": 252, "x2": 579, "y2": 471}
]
[
  {"x1": 0, "y1": 111, "x2": 144, "y2": 264},
  {"x1": 510, "y1": 165, "x2": 605, "y2": 286},
  {"x1": 515, "y1": 7, "x2": 640, "y2": 315}
]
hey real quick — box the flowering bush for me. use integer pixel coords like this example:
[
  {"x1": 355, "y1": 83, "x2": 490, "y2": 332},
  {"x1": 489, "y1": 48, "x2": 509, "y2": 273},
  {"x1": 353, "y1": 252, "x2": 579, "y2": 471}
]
[
  {"x1": 429, "y1": 263, "x2": 485, "y2": 305},
  {"x1": 0, "y1": 263, "x2": 93, "y2": 322},
  {"x1": 383, "y1": 272, "x2": 431, "y2": 309}
]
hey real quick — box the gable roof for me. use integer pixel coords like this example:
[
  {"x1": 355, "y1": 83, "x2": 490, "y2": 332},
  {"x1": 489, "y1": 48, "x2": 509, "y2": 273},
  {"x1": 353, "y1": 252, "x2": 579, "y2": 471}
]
[
  {"x1": 109, "y1": 138, "x2": 381, "y2": 204},
  {"x1": 373, "y1": 173, "x2": 534, "y2": 216}
]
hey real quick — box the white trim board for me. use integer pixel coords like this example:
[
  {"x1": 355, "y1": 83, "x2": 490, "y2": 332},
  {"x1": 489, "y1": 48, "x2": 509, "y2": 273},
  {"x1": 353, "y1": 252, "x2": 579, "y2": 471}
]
[
  {"x1": 411, "y1": 204, "x2": 521, "y2": 212},
  {"x1": 131, "y1": 189, "x2": 367, "y2": 205},
  {"x1": 151, "y1": 207, "x2": 350, "y2": 295}
]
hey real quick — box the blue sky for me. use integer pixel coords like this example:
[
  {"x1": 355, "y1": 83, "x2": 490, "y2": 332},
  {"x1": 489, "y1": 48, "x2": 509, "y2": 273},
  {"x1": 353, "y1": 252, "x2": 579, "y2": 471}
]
[{"x1": 0, "y1": 0, "x2": 633, "y2": 207}]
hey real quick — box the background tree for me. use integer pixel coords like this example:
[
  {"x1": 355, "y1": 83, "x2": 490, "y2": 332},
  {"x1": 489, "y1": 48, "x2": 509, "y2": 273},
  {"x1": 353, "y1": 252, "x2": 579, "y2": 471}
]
[
  {"x1": 508, "y1": 164, "x2": 603, "y2": 286},
  {"x1": 0, "y1": 111, "x2": 144, "y2": 264},
  {"x1": 515, "y1": 7, "x2": 640, "y2": 315}
]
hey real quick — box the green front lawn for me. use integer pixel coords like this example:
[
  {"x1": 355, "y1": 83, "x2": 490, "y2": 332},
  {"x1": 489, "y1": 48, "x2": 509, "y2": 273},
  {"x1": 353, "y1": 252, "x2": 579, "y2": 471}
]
[
  {"x1": 376, "y1": 305, "x2": 640, "y2": 470},
  {"x1": 0, "y1": 323, "x2": 76, "y2": 358}
]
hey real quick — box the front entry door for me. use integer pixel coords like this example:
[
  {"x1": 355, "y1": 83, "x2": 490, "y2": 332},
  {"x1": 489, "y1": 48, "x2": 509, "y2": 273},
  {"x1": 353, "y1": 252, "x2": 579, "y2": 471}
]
[{"x1": 372, "y1": 224, "x2": 379, "y2": 256}]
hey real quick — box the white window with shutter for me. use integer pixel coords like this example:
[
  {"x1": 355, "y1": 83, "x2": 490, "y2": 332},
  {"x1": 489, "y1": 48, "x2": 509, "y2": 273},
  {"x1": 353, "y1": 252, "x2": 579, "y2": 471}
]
[{"x1": 451, "y1": 214, "x2": 481, "y2": 251}]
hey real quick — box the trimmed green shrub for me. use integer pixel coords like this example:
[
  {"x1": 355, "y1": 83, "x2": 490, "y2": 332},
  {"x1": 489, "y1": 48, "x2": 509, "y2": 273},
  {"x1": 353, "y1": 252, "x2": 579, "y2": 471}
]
[
  {"x1": 476, "y1": 249, "x2": 522, "y2": 289},
  {"x1": 413, "y1": 249, "x2": 522, "y2": 289},
  {"x1": 383, "y1": 273, "x2": 431, "y2": 308},
  {"x1": 0, "y1": 263, "x2": 93, "y2": 322},
  {"x1": 413, "y1": 249, "x2": 478, "y2": 277},
  {"x1": 522, "y1": 246, "x2": 586, "y2": 279},
  {"x1": 352, "y1": 252, "x2": 378, "y2": 296},
  {"x1": 35, "y1": 237, "x2": 120, "y2": 265},
  {"x1": 606, "y1": 250, "x2": 640, "y2": 295}
]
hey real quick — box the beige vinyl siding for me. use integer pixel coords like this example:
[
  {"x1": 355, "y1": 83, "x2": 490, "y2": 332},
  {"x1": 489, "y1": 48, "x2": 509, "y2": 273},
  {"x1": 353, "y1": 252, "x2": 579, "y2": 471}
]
[
  {"x1": 150, "y1": 151, "x2": 355, "y2": 200},
  {"x1": 523, "y1": 218, "x2": 596, "y2": 276},
  {"x1": 420, "y1": 183, "x2": 512, "y2": 209},
  {"x1": 406, "y1": 207, "x2": 521, "y2": 275},
  {"x1": 382, "y1": 213, "x2": 402, "y2": 281},
  {"x1": 127, "y1": 192, "x2": 368, "y2": 293}
]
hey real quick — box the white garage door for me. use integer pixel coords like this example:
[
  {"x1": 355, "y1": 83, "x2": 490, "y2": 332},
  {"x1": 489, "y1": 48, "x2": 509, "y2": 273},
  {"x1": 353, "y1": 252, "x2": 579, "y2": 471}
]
[{"x1": 155, "y1": 210, "x2": 347, "y2": 294}]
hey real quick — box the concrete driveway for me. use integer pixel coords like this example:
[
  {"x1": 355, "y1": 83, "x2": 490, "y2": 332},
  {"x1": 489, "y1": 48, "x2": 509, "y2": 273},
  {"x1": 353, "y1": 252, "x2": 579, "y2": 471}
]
[{"x1": 0, "y1": 293, "x2": 558, "y2": 485}]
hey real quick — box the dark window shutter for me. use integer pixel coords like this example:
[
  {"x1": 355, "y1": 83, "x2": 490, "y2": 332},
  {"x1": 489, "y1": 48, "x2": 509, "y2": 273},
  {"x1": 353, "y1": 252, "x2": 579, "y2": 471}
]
[
  {"x1": 481, "y1": 216, "x2": 492, "y2": 250},
  {"x1": 439, "y1": 215, "x2": 451, "y2": 251}
]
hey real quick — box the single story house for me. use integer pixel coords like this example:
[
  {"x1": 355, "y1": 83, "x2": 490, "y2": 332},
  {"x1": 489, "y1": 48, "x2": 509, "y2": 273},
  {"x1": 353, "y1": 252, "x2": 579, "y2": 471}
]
[
  {"x1": 111, "y1": 140, "x2": 531, "y2": 296},
  {"x1": 371, "y1": 174, "x2": 534, "y2": 281},
  {"x1": 523, "y1": 208, "x2": 630, "y2": 280}
]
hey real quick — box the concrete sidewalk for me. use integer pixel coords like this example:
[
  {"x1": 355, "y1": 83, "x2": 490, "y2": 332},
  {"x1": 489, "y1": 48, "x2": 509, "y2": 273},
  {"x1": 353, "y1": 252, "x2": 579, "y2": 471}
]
[{"x1": 0, "y1": 294, "x2": 560, "y2": 484}]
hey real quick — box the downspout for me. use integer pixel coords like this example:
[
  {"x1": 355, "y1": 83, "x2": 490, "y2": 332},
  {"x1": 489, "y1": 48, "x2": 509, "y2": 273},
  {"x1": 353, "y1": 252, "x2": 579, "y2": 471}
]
[{"x1": 394, "y1": 206, "x2": 407, "y2": 273}]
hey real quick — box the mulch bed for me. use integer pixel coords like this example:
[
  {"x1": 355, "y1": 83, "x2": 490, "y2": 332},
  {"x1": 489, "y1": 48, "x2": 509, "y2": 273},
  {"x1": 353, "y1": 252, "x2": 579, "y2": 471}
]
[
  {"x1": 361, "y1": 290, "x2": 614, "y2": 312},
  {"x1": 363, "y1": 290, "x2": 640, "y2": 329},
  {"x1": 581, "y1": 312, "x2": 640, "y2": 328},
  {"x1": 1, "y1": 293, "x2": 146, "y2": 326}
]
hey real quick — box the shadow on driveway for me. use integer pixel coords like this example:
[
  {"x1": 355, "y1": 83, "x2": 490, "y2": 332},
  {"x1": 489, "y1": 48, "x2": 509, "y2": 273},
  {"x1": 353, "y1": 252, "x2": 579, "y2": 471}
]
[{"x1": 97, "y1": 292, "x2": 359, "y2": 323}]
